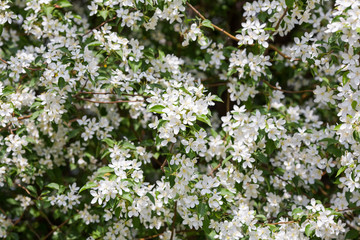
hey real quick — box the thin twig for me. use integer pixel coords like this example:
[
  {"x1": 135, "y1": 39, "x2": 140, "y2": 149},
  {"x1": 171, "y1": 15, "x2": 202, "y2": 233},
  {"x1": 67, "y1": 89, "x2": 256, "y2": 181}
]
[
  {"x1": 42, "y1": 218, "x2": 71, "y2": 240},
  {"x1": 74, "y1": 95, "x2": 144, "y2": 104},
  {"x1": 83, "y1": 16, "x2": 117, "y2": 36},
  {"x1": 186, "y1": 2, "x2": 238, "y2": 41},
  {"x1": 273, "y1": 7, "x2": 288, "y2": 33},
  {"x1": 170, "y1": 202, "x2": 177, "y2": 240},
  {"x1": 186, "y1": 2, "x2": 299, "y2": 61},
  {"x1": 76, "y1": 91, "x2": 149, "y2": 98},
  {"x1": 262, "y1": 79, "x2": 313, "y2": 93},
  {"x1": 27, "y1": 223, "x2": 41, "y2": 240},
  {"x1": 268, "y1": 44, "x2": 300, "y2": 61},
  {"x1": 266, "y1": 220, "x2": 297, "y2": 225},
  {"x1": 0, "y1": 57, "x2": 8, "y2": 64},
  {"x1": 16, "y1": 183, "x2": 33, "y2": 197},
  {"x1": 0, "y1": 57, "x2": 43, "y2": 70},
  {"x1": 139, "y1": 233, "x2": 164, "y2": 240}
]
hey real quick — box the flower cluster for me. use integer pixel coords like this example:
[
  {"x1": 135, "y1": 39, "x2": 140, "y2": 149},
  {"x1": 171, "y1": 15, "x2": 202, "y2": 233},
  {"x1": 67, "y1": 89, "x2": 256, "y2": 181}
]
[{"x1": 1, "y1": 0, "x2": 360, "y2": 239}]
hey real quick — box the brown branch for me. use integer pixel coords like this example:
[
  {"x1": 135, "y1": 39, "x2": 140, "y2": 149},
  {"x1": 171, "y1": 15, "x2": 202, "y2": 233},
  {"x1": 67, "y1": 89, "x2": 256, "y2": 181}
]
[
  {"x1": 208, "y1": 163, "x2": 221, "y2": 177},
  {"x1": 83, "y1": 16, "x2": 117, "y2": 36},
  {"x1": 76, "y1": 91, "x2": 149, "y2": 98},
  {"x1": 0, "y1": 57, "x2": 8, "y2": 64},
  {"x1": 273, "y1": 7, "x2": 288, "y2": 33},
  {"x1": 27, "y1": 223, "x2": 41, "y2": 240},
  {"x1": 74, "y1": 95, "x2": 143, "y2": 104},
  {"x1": 0, "y1": 57, "x2": 43, "y2": 70},
  {"x1": 16, "y1": 183, "x2": 33, "y2": 197},
  {"x1": 139, "y1": 233, "x2": 164, "y2": 240},
  {"x1": 42, "y1": 218, "x2": 70, "y2": 240},
  {"x1": 186, "y1": 2, "x2": 298, "y2": 61},
  {"x1": 266, "y1": 220, "x2": 297, "y2": 225},
  {"x1": 268, "y1": 44, "x2": 300, "y2": 61},
  {"x1": 170, "y1": 202, "x2": 177, "y2": 240},
  {"x1": 205, "y1": 82, "x2": 228, "y2": 87},
  {"x1": 0, "y1": 207, "x2": 6, "y2": 214},
  {"x1": 262, "y1": 79, "x2": 313, "y2": 93},
  {"x1": 186, "y1": 2, "x2": 238, "y2": 41}
]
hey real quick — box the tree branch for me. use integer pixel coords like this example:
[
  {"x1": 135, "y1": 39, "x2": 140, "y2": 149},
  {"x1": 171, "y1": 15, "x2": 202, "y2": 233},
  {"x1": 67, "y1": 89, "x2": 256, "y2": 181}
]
[
  {"x1": 83, "y1": 16, "x2": 117, "y2": 36},
  {"x1": 262, "y1": 79, "x2": 314, "y2": 93}
]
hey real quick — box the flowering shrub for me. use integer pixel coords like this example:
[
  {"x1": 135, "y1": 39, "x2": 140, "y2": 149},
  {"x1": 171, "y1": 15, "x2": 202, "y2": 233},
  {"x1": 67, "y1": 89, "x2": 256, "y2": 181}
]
[{"x1": 1, "y1": 0, "x2": 360, "y2": 239}]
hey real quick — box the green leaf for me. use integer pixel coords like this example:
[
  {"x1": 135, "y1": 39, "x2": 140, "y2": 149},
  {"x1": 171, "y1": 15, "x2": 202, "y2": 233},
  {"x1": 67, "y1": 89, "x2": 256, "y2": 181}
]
[
  {"x1": 345, "y1": 229, "x2": 359, "y2": 239},
  {"x1": 305, "y1": 224, "x2": 314, "y2": 237},
  {"x1": 30, "y1": 110, "x2": 43, "y2": 120},
  {"x1": 211, "y1": 95, "x2": 223, "y2": 103},
  {"x1": 146, "y1": 193, "x2": 155, "y2": 204},
  {"x1": 256, "y1": 214, "x2": 267, "y2": 221},
  {"x1": 196, "y1": 114, "x2": 212, "y2": 127},
  {"x1": 292, "y1": 208, "x2": 303, "y2": 220},
  {"x1": 99, "y1": 10, "x2": 109, "y2": 20},
  {"x1": 67, "y1": 128, "x2": 82, "y2": 139},
  {"x1": 56, "y1": 0, "x2": 72, "y2": 8},
  {"x1": 96, "y1": 166, "x2": 114, "y2": 176},
  {"x1": 121, "y1": 193, "x2": 133, "y2": 203},
  {"x1": 202, "y1": 19, "x2": 214, "y2": 30},
  {"x1": 197, "y1": 202, "x2": 207, "y2": 216},
  {"x1": 87, "y1": 41, "x2": 103, "y2": 47},
  {"x1": 0, "y1": 25, "x2": 3, "y2": 36},
  {"x1": 44, "y1": 6, "x2": 55, "y2": 18},
  {"x1": 266, "y1": 139, "x2": 276, "y2": 155},
  {"x1": 129, "y1": 61, "x2": 142, "y2": 73},
  {"x1": 336, "y1": 166, "x2": 347, "y2": 177},
  {"x1": 46, "y1": 183, "x2": 60, "y2": 190},
  {"x1": 79, "y1": 182, "x2": 97, "y2": 193},
  {"x1": 148, "y1": 105, "x2": 165, "y2": 114},
  {"x1": 254, "y1": 152, "x2": 268, "y2": 164},
  {"x1": 222, "y1": 155, "x2": 232, "y2": 167},
  {"x1": 102, "y1": 138, "x2": 115, "y2": 147},
  {"x1": 334, "y1": 124, "x2": 342, "y2": 131},
  {"x1": 352, "y1": 101, "x2": 357, "y2": 111},
  {"x1": 285, "y1": 0, "x2": 294, "y2": 8},
  {"x1": 58, "y1": 77, "x2": 66, "y2": 89},
  {"x1": 27, "y1": 185, "x2": 38, "y2": 196}
]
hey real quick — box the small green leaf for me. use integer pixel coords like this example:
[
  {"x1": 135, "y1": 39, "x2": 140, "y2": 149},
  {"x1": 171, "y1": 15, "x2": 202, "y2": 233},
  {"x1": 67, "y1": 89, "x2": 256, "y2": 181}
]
[
  {"x1": 27, "y1": 185, "x2": 38, "y2": 196},
  {"x1": 292, "y1": 208, "x2": 303, "y2": 220},
  {"x1": 336, "y1": 166, "x2": 347, "y2": 177},
  {"x1": 334, "y1": 124, "x2": 342, "y2": 131},
  {"x1": 121, "y1": 193, "x2": 133, "y2": 203},
  {"x1": 305, "y1": 224, "x2": 314, "y2": 237},
  {"x1": 67, "y1": 128, "x2": 82, "y2": 139},
  {"x1": 96, "y1": 166, "x2": 114, "y2": 176},
  {"x1": 146, "y1": 193, "x2": 155, "y2": 204},
  {"x1": 46, "y1": 183, "x2": 60, "y2": 190},
  {"x1": 256, "y1": 214, "x2": 267, "y2": 221},
  {"x1": 202, "y1": 19, "x2": 214, "y2": 30},
  {"x1": 197, "y1": 202, "x2": 207, "y2": 216},
  {"x1": 211, "y1": 95, "x2": 223, "y2": 103},
  {"x1": 196, "y1": 114, "x2": 212, "y2": 127},
  {"x1": 58, "y1": 77, "x2": 66, "y2": 89},
  {"x1": 56, "y1": 0, "x2": 72, "y2": 8},
  {"x1": 148, "y1": 105, "x2": 165, "y2": 114},
  {"x1": 87, "y1": 41, "x2": 103, "y2": 47},
  {"x1": 79, "y1": 182, "x2": 97, "y2": 193},
  {"x1": 30, "y1": 110, "x2": 43, "y2": 120},
  {"x1": 102, "y1": 138, "x2": 115, "y2": 147},
  {"x1": 266, "y1": 139, "x2": 276, "y2": 155},
  {"x1": 352, "y1": 101, "x2": 357, "y2": 111},
  {"x1": 222, "y1": 155, "x2": 232, "y2": 167},
  {"x1": 99, "y1": 10, "x2": 109, "y2": 20}
]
